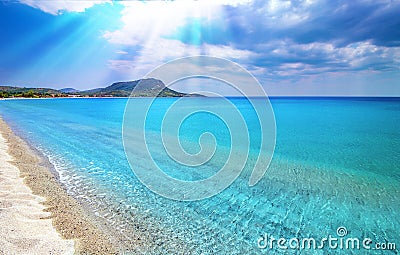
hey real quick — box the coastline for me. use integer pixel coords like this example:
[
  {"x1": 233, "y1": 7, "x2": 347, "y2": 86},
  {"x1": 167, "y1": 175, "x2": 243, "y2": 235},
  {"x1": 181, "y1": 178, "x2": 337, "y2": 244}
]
[{"x1": 0, "y1": 118, "x2": 117, "y2": 254}]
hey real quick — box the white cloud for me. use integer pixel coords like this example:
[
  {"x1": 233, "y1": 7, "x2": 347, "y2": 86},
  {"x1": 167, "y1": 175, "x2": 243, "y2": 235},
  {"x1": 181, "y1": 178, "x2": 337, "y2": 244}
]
[
  {"x1": 241, "y1": 39, "x2": 400, "y2": 80},
  {"x1": 339, "y1": 42, "x2": 400, "y2": 70},
  {"x1": 103, "y1": 1, "x2": 223, "y2": 46},
  {"x1": 115, "y1": 50, "x2": 129, "y2": 55},
  {"x1": 252, "y1": 0, "x2": 315, "y2": 27},
  {"x1": 104, "y1": 1, "x2": 257, "y2": 78},
  {"x1": 206, "y1": 44, "x2": 256, "y2": 59},
  {"x1": 19, "y1": 0, "x2": 110, "y2": 15},
  {"x1": 104, "y1": 0, "x2": 400, "y2": 90},
  {"x1": 108, "y1": 38, "x2": 256, "y2": 76}
]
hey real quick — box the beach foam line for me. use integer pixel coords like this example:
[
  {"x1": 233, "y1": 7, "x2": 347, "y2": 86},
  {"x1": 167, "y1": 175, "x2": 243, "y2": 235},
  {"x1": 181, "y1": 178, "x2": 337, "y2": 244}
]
[{"x1": 0, "y1": 118, "x2": 118, "y2": 254}]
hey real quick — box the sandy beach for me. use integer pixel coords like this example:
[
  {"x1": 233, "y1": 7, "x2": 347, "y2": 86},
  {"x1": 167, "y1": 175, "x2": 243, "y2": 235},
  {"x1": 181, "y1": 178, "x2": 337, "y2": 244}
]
[{"x1": 0, "y1": 118, "x2": 117, "y2": 254}]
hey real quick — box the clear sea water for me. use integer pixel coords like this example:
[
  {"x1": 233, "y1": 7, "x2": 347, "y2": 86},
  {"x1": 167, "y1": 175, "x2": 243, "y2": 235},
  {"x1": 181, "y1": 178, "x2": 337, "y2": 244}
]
[{"x1": 0, "y1": 97, "x2": 399, "y2": 254}]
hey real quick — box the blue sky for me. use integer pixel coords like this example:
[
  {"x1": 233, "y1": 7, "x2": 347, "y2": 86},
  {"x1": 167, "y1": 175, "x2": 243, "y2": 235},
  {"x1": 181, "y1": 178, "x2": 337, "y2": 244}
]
[{"x1": 0, "y1": 0, "x2": 399, "y2": 96}]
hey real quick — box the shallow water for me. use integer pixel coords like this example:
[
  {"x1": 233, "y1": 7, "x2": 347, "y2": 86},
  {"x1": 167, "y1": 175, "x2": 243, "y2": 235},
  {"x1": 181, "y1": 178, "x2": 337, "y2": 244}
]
[{"x1": 0, "y1": 97, "x2": 399, "y2": 254}]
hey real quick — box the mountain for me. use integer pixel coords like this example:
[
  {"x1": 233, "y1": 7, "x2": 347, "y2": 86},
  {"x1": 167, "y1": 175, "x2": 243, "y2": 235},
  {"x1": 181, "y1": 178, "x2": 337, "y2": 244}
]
[
  {"x1": 60, "y1": 88, "x2": 80, "y2": 93},
  {"x1": 79, "y1": 78, "x2": 189, "y2": 97},
  {"x1": 102, "y1": 78, "x2": 164, "y2": 94},
  {"x1": 0, "y1": 78, "x2": 200, "y2": 98}
]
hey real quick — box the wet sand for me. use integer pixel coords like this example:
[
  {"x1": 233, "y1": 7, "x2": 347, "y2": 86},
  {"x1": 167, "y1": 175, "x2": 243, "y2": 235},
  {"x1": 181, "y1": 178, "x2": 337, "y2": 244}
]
[{"x1": 0, "y1": 118, "x2": 117, "y2": 254}]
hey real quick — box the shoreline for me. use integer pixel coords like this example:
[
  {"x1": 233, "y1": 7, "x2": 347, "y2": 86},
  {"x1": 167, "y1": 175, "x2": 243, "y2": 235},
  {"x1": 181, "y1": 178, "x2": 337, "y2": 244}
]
[{"x1": 0, "y1": 118, "x2": 117, "y2": 254}]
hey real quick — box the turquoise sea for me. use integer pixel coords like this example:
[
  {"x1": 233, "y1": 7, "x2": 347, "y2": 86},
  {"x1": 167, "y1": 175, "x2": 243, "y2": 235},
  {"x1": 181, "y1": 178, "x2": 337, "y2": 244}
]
[{"x1": 0, "y1": 97, "x2": 399, "y2": 254}]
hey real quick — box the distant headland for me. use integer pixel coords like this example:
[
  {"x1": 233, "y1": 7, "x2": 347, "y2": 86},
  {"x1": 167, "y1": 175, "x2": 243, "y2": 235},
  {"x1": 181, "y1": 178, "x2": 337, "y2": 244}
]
[{"x1": 0, "y1": 78, "x2": 200, "y2": 98}]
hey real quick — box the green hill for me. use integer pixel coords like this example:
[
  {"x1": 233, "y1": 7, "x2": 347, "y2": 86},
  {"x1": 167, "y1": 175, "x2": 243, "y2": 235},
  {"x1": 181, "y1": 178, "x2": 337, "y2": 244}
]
[
  {"x1": 0, "y1": 78, "x2": 200, "y2": 98},
  {"x1": 0, "y1": 86, "x2": 64, "y2": 98},
  {"x1": 79, "y1": 78, "x2": 188, "y2": 97}
]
